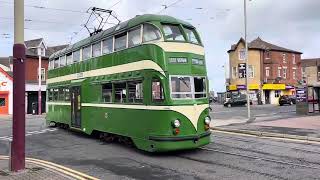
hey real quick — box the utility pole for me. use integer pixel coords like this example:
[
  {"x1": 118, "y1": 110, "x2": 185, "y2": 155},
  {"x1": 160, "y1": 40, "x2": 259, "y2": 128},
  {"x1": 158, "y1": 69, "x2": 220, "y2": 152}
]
[
  {"x1": 38, "y1": 51, "x2": 42, "y2": 115},
  {"x1": 11, "y1": 0, "x2": 25, "y2": 171},
  {"x1": 244, "y1": 0, "x2": 251, "y2": 119}
]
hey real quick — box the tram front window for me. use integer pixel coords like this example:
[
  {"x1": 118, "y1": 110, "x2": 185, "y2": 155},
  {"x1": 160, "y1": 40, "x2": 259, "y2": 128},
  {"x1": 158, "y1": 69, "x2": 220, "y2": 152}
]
[
  {"x1": 194, "y1": 77, "x2": 207, "y2": 98},
  {"x1": 170, "y1": 76, "x2": 192, "y2": 99},
  {"x1": 162, "y1": 24, "x2": 185, "y2": 41},
  {"x1": 184, "y1": 27, "x2": 200, "y2": 44}
]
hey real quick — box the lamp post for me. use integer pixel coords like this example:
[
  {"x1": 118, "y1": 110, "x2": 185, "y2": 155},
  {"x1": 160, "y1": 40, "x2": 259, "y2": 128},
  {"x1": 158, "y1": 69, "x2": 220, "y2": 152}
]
[
  {"x1": 244, "y1": 0, "x2": 251, "y2": 119},
  {"x1": 38, "y1": 51, "x2": 42, "y2": 115},
  {"x1": 12, "y1": 0, "x2": 26, "y2": 171}
]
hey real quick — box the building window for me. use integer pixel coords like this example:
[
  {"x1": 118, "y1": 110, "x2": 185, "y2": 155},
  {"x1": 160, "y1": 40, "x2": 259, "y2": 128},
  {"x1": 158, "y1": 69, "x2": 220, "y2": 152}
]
[
  {"x1": 265, "y1": 67, "x2": 270, "y2": 77},
  {"x1": 128, "y1": 27, "x2": 142, "y2": 48},
  {"x1": 278, "y1": 67, "x2": 282, "y2": 78},
  {"x1": 114, "y1": 33, "x2": 127, "y2": 51},
  {"x1": 283, "y1": 67, "x2": 287, "y2": 79},
  {"x1": 248, "y1": 65, "x2": 254, "y2": 78},
  {"x1": 102, "y1": 37, "x2": 113, "y2": 54},
  {"x1": 73, "y1": 50, "x2": 80, "y2": 63},
  {"x1": 292, "y1": 68, "x2": 296, "y2": 80},
  {"x1": 275, "y1": 90, "x2": 281, "y2": 98},
  {"x1": 102, "y1": 83, "x2": 112, "y2": 103},
  {"x1": 282, "y1": 53, "x2": 286, "y2": 63},
  {"x1": 152, "y1": 79, "x2": 164, "y2": 101},
  {"x1": 239, "y1": 49, "x2": 245, "y2": 60},
  {"x1": 302, "y1": 67, "x2": 306, "y2": 78},
  {"x1": 92, "y1": 42, "x2": 101, "y2": 57},
  {"x1": 143, "y1": 23, "x2": 161, "y2": 42},
  {"x1": 128, "y1": 80, "x2": 143, "y2": 103},
  {"x1": 82, "y1": 45, "x2": 91, "y2": 60},
  {"x1": 114, "y1": 82, "x2": 127, "y2": 103},
  {"x1": 66, "y1": 53, "x2": 72, "y2": 65},
  {"x1": 292, "y1": 54, "x2": 296, "y2": 64},
  {"x1": 40, "y1": 68, "x2": 45, "y2": 81},
  {"x1": 265, "y1": 50, "x2": 270, "y2": 59},
  {"x1": 232, "y1": 67, "x2": 238, "y2": 78}
]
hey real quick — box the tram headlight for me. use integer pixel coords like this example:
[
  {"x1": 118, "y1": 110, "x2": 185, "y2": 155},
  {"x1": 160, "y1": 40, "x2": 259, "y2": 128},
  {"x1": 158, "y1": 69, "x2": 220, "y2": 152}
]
[
  {"x1": 172, "y1": 119, "x2": 181, "y2": 128},
  {"x1": 204, "y1": 116, "x2": 211, "y2": 125}
]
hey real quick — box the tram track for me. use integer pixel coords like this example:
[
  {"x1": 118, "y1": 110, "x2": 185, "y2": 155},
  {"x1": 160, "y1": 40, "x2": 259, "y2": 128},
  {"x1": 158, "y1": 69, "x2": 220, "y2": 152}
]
[
  {"x1": 198, "y1": 147, "x2": 320, "y2": 170},
  {"x1": 212, "y1": 134, "x2": 320, "y2": 153}
]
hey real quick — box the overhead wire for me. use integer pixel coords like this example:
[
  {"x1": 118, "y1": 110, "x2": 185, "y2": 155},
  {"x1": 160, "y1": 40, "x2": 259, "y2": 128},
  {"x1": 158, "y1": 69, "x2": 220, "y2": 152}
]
[{"x1": 156, "y1": 0, "x2": 184, "y2": 14}]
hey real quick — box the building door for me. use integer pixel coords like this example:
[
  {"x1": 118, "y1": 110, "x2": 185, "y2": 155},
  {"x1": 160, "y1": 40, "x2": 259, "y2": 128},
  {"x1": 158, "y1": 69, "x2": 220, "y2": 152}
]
[
  {"x1": 71, "y1": 86, "x2": 81, "y2": 128},
  {"x1": 265, "y1": 90, "x2": 270, "y2": 104},
  {"x1": 0, "y1": 93, "x2": 8, "y2": 114}
]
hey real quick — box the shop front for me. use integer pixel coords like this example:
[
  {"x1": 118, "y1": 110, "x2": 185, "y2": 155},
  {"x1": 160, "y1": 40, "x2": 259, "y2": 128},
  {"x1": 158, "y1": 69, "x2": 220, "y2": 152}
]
[
  {"x1": 228, "y1": 84, "x2": 261, "y2": 104},
  {"x1": 262, "y1": 84, "x2": 296, "y2": 105},
  {"x1": 0, "y1": 68, "x2": 12, "y2": 115}
]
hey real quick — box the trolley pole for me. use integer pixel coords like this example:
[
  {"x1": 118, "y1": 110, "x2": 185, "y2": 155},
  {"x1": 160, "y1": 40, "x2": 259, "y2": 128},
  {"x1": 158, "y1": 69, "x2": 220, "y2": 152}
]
[
  {"x1": 38, "y1": 54, "x2": 42, "y2": 115},
  {"x1": 11, "y1": 0, "x2": 26, "y2": 171},
  {"x1": 244, "y1": 0, "x2": 251, "y2": 119}
]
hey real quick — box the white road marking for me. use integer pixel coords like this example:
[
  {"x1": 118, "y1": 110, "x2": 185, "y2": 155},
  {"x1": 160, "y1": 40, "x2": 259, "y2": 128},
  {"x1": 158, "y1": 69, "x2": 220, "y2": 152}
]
[{"x1": 0, "y1": 128, "x2": 57, "y2": 141}]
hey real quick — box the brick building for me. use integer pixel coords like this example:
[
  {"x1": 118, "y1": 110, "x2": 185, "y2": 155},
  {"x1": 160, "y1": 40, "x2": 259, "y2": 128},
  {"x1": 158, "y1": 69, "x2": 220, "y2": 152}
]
[
  {"x1": 227, "y1": 37, "x2": 303, "y2": 105},
  {"x1": 0, "y1": 38, "x2": 67, "y2": 114}
]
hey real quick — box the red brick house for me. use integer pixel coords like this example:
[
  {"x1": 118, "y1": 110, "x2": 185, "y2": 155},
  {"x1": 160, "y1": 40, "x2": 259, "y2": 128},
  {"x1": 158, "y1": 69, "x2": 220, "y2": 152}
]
[
  {"x1": 0, "y1": 38, "x2": 67, "y2": 114},
  {"x1": 228, "y1": 37, "x2": 303, "y2": 104}
]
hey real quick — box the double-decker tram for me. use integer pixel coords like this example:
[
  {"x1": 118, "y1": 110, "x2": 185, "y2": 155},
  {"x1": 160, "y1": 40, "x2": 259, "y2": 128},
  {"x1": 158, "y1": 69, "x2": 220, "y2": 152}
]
[{"x1": 46, "y1": 14, "x2": 211, "y2": 152}]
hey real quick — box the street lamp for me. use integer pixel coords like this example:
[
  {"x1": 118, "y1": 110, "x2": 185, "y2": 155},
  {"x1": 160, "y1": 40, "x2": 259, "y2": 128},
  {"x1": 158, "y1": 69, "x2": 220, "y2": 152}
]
[{"x1": 244, "y1": 0, "x2": 251, "y2": 120}]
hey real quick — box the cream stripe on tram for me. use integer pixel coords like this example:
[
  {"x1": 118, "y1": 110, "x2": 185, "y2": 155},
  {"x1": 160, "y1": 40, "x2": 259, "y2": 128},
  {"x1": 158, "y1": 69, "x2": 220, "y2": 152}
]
[
  {"x1": 46, "y1": 102, "x2": 209, "y2": 131},
  {"x1": 47, "y1": 60, "x2": 165, "y2": 84}
]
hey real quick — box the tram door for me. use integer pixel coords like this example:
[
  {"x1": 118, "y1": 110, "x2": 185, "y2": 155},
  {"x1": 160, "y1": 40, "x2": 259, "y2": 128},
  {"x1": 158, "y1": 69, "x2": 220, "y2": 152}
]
[{"x1": 71, "y1": 86, "x2": 81, "y2": 128}]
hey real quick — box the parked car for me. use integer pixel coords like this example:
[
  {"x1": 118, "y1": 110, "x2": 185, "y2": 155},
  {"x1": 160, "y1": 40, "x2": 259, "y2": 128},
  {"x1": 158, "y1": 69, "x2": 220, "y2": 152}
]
[
  {"x1": 223, "y1": 94, "x2": 252, "y2": 107},
  {"x1": 279, "y1": 95, "x2": 296, "y2": 106}
]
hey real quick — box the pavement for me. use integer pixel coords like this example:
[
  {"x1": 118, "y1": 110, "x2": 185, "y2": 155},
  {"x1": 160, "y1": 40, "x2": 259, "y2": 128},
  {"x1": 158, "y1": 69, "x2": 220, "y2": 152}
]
[
  {"x1": 210, "y1": 103, "x2": 320, "y2": 142},
  {"x1": 0, "y1": 155, "x2": 99, "y2": 180}
]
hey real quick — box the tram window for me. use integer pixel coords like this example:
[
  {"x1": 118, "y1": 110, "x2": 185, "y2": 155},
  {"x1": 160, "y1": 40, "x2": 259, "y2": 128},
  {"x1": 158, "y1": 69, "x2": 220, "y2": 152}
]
[
  {"x1": 48, "y1": 89, "x2": 53, "y2": 101},
  {"x1": 184, "y1": 27, "x2": 200, "y2": 44},
  {"x1": 128, "y1": 81, "x2": 143, "y2": 103},
  {"x1": 82, "y1": 45, "x2": 91, "y2": 60},
  {"x1": 102, "y1": 83, "x2": 112, "y2": 103},
  {"x1": 73, "y1": 50, "x2": 80, "y2": 63},
  {"x1": 58, "y1": 88, "x2": 65, "y2": 101},
  {"x1": 66, "y1": 53, "x2": 72, "y2": 65},
  {"x1": 54, "y1": 58, "x2": 59, "y2": 68},
  {"x1": 194, "y1": 77, "x2": 207, "y2": 98},
  {"x1": 128, "y1": 27, "x2": 142, "y2": 47},
  {"x1": 60, "y1": 56, "x2": 66, "y2": 67},
  {"x1": 152, "y1": 79, "x2": 164, "y2": 101},
  {"x1": 143, "y1": 24, "x2": 161, "y2": 42},
  {"x1": 114, "y1": 82, "x2": 127, "y2": 103},
  {"x1": 102, "y1": 37, "x2": 113, "y2": 54},
  {"x1": 53, "y1": 89, "x2": 59, "y2": 101},
  {"x1": 92, "y1": 42, "x2": 101, "y2": 57},
  {"x1": 64, "y1": 88, "x2": 70, "y2": 101},
  {"x1": 114, "y1": 33, "x2": 127, "y2": 51},
  {"x1": 162, "y1": 24, "x2": 185, "y2": 41},
  {"x1": 170, "y1": 76, "x2": 192, "y2": 99}
]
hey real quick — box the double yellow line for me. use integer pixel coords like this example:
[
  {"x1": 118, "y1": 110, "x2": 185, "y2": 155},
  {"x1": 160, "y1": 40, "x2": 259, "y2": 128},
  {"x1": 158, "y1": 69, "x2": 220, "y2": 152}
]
[{"x1": 0, "y1": 155, "x2": 99, "y2": 180}]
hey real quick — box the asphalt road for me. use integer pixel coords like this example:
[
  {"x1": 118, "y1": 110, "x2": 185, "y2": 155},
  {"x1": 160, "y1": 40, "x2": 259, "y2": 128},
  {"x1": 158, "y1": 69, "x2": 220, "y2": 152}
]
[
  {"x1": 1, "y1": 116, "x2": 320, "y2": 180},
  {"x1": 210, "y1": 103, "x2": 297, "y2": 121}
]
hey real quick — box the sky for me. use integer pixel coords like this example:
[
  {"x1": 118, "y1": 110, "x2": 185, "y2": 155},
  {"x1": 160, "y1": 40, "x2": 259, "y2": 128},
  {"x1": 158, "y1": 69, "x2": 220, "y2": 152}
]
[{"x1": 1, "y1": 0, "x2": 320, "y2": 93}]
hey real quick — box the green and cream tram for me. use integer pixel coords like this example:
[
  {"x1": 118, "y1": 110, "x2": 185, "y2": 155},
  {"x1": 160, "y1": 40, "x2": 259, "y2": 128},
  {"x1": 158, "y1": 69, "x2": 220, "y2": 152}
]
[{"x1": 46, "y1": 14, "x2": 211, "y2": 152}]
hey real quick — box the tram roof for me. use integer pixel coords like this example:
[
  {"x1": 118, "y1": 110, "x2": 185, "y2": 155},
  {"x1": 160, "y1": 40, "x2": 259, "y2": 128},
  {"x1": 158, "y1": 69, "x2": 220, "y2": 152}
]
[{"x1": 50, "y1": 14, "x2": 193, "y2": 59}]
